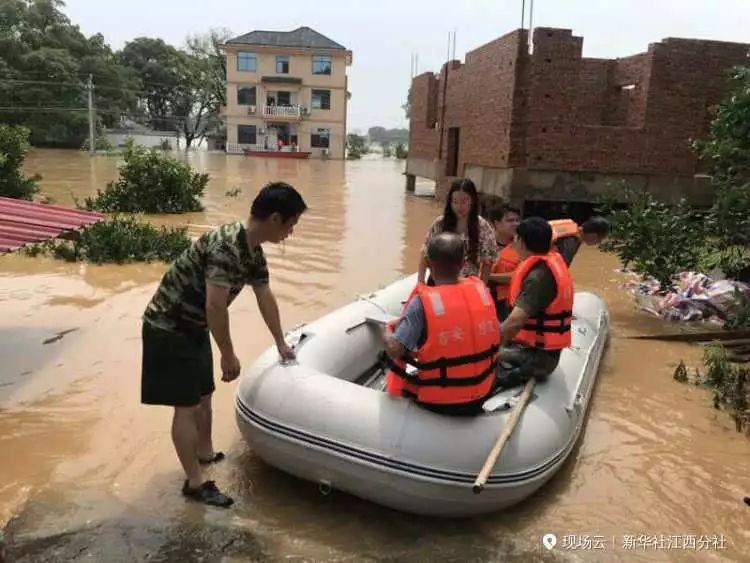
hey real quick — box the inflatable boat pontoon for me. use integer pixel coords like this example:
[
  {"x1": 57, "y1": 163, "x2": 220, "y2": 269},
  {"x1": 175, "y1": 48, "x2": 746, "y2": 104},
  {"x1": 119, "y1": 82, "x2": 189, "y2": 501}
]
[{"x1": 235, "y1": 274, "x2": 609, "y2": 517}]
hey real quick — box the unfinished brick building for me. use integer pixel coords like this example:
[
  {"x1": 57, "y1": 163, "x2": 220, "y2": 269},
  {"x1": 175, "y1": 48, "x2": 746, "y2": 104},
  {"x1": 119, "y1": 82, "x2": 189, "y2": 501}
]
[{"x1": 406, "y1": 27, "x2": 749, "y2": 211}]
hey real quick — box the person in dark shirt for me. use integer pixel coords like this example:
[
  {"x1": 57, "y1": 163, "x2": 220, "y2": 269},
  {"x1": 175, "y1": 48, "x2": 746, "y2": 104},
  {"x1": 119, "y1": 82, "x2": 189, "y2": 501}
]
[
  {"x1": 496, "y1": 218, "x2": 574, "y2": 389},
  {"x1": 554, "y1": 216, "x2": 611, "y2": 267}
]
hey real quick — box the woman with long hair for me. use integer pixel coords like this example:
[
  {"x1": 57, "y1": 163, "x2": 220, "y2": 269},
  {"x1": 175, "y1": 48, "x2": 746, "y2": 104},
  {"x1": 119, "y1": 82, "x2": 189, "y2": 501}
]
[{"x1": 417, "y1": 178, "x2": 498, "y2": 284}]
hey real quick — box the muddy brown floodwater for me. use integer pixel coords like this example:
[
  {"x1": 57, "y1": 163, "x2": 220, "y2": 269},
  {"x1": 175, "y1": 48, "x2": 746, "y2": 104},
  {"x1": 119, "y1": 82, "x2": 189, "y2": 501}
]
[{"x1": 0, "y1": 149, "x2": 748, "y2": 562}]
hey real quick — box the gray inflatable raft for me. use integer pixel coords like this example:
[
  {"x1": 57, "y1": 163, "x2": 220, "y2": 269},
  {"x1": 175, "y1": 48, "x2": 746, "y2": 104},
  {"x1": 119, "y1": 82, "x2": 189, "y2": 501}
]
[{"x1": 235, "y1": 274, "x2": 609, "y2": 517}]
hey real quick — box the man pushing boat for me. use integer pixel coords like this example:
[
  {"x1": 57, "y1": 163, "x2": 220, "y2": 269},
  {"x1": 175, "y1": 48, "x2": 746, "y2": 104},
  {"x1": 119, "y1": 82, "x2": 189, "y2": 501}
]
[{"x1": 140, "y1": 182, "x2": 307, "y2": 507}]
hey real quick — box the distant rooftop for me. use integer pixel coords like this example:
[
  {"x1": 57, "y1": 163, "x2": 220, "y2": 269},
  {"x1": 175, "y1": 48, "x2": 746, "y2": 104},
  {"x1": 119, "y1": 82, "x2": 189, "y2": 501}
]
[{"x1": 226, "y1": 26, "x2": 347, "y2": 51}]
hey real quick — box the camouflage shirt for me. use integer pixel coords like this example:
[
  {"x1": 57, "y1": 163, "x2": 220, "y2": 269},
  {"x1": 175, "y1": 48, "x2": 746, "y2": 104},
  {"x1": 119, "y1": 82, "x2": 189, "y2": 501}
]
[{"x1": 143, "y1": 222, "x2": 269, "y2": 334}]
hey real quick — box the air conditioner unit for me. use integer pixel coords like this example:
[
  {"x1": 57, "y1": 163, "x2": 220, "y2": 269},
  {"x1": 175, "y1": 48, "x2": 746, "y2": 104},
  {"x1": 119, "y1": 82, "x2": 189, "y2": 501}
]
[{"x1": 248, "y1": 105, "x2": 256, "y2": 114}]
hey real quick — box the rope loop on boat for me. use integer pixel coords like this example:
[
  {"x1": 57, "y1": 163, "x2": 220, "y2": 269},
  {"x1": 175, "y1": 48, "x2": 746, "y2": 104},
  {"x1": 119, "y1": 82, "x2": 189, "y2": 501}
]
[{"x1": 318, "y1": 479, "x2": 333, "y2": 496}]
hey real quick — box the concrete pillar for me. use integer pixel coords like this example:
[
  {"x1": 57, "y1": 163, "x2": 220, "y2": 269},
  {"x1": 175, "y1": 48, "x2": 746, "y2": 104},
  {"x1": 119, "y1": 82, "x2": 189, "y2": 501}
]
[{"x1": 405, "y1": 173, "x2": 416, "y2": 193}]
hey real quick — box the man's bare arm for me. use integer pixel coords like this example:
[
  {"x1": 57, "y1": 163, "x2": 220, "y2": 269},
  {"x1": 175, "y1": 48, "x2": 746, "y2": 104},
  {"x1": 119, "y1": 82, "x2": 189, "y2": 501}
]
[
  {"x1": 499, "y1": 305, "x2": 530, "y2": 345},
  {"x1": 252, "y1": 284, "x2": 285, "y2": 346},
  {"x1": 382, "y1": 321, "x2": 406, "y2": 361},
  {"x1": 487, "y1": 271, "x2": 514, "y2": 285},
  {"x1": 206, "y1": 283, "x2": 233, "y2": 355}
]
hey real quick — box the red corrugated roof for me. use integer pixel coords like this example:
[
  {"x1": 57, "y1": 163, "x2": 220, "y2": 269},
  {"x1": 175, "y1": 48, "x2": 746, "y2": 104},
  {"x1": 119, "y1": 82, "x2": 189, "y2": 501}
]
[{"x1": 0, "y1": 196, "x2": 105, "y2": 254}]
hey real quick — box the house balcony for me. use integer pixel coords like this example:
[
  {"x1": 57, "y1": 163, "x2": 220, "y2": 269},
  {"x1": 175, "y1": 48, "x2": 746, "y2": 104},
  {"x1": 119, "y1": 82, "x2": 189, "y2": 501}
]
[
  {"x1": 262, "y1": 105, "x2": 308, "y2": 121},
  {"x1": 221, "y1": 104, "x2": 259, "y2": 117}
]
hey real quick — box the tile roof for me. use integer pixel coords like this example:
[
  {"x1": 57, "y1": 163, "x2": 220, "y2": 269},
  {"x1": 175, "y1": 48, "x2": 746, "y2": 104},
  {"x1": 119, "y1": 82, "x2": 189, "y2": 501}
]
[{"x1": 226, "y1": 26, "x2": 346, "y2": 51}]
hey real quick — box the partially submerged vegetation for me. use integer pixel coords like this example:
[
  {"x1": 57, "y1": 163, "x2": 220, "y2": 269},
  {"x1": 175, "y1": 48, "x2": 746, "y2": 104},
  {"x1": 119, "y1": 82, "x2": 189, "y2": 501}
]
[
  {"x1": 82, "y1": 141, "x2": 207, "y2": 213},
  {"x1": 675, "y1": 346, "x2": 749, "y2": 434},
  {"x1": 0, "y1": 125, "x2": 40, "y2": 200},
  {"x1": 24, "y1": 215, "x2": 190, "y2": 264}
]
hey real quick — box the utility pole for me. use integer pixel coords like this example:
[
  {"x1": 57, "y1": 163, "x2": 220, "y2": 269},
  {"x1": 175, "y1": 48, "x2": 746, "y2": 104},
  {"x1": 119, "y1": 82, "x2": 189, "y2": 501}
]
[
  {"x1": 528, "y1": 0, "x2": 534, "y2": 50},
  {"x1": 87, "y1": 74, "x2": 95, "y2": 156}
]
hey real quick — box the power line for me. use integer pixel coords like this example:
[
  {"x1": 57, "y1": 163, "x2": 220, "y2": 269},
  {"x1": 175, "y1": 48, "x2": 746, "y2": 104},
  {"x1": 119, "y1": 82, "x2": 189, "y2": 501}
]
[
  {"x1": 0, "y1": 78, "x2": 198, "y2": 99},
  {"x1": 5, "y1": 70, "x2": 198, "y2": 92}
]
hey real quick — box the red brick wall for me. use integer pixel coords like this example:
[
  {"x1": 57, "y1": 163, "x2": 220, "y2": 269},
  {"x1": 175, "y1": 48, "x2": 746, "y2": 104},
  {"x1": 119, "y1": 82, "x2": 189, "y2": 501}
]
[
  {"x1": 407, "y1": 73, "x2": 439, "y2": 160},
  {"x1": 607, "y1": 53, "x2": 650, "y2": 127},
  {"x1": 440, "y1": 30, "x2": 526, "y2": 173},
  {"x1": 407, "y1": 27, "x2": 749, "y2": 182}
]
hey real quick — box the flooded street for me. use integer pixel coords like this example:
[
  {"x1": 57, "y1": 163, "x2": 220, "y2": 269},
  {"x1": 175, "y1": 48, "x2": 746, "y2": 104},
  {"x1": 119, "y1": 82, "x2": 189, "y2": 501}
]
[{"x1": 1, "y1": 149, "x2": 748, "y2": 562}]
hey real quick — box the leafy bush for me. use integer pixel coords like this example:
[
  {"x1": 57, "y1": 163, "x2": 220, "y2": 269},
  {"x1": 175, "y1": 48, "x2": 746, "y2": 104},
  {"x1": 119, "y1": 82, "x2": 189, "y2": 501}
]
[
  {"x1": 600, "y1": 185, "x2": 706, "y2": 290},
  {"x1": 394, "y1": 143, "x2": 408, "y2": 159},
  {"x1": 724, "y1": 288, "x2": 750, "y2": 330},
  {"x1": 347, "y1": 134, "x2": 368, "y2": 160},
  {"x1": 83, "y1": 140, "x2": 207, "y2": 213},
  {"x1": 698, "y1": 243, "x2": 750, "y2": 280},
  {"x1": 25, "y1": 215, "x2": 191, "y2": 264},
  {"x1": 0, "y1": 125, "x2": 40, "y2": 200},
  {"x1": 80, "y1": 136, "x2": 115, "y2": 153}
]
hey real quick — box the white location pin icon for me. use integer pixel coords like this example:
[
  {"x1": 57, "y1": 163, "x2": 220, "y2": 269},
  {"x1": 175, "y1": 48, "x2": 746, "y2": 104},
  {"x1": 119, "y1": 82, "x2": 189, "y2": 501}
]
[{"x1": 542, "y1": 533, "x2": 557, "y2": 551}]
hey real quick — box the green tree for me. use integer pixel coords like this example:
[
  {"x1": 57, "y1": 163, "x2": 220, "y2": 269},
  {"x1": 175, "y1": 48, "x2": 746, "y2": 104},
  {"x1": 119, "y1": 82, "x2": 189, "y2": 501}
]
[
  {"x1": 694, "y1": 66, "x2": 750, "y2": 249},
  {"x1": 83, "y1": 140, "x2": 207, "y2": 213},
  {"x1": 347, "y1": 133, "x2": 368, "y2": 160},
  {"x1": 402, "y1": 86, "x2": 411, "y2": 119},
  {"x1": 691, "y1": 65, "x2": 750, "y2": 279},
  {"x1": 0, "y1": 124, "x2": 40, "y2": 199},
  {"x1": 120, "y1": 30, "x2": 230, "y2": 149},
  {"x1": 118, "y1": 37, "x2": 187, "y2": 132},
  {"x1": 0, "y1": 0, "x2": 138, "y2": 147},
  {"x1": 394, "y1": 142, "x2": 408, "y2": 159}
]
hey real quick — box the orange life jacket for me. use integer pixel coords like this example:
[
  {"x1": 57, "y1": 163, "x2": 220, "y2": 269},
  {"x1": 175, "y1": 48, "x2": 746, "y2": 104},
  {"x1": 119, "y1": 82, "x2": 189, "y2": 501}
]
[
  {"x1": 386, "y1": 277, "x2": 500, "y2": 406},
  {"x1": 491, "y1": 243, "x2": 522, "y2": 301},
  {"x1": 508, "y1": 253, "x2": 574, "y2": 351},
  {"x1": 549, "y1": 219, "x2": 581, "y2": 244}
]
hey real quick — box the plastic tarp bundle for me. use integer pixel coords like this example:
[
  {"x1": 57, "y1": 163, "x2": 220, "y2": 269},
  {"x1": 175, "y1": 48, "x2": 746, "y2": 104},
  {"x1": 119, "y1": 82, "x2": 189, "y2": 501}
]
[{"x1": 619, "y1": 270, "x2": 750, "y2": 325}]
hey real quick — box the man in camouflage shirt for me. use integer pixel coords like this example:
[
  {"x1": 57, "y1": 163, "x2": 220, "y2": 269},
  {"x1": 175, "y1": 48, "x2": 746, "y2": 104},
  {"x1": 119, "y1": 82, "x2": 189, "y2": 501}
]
[{"x1": 141, "y1": 182, "x2": 307, "y2": 507}]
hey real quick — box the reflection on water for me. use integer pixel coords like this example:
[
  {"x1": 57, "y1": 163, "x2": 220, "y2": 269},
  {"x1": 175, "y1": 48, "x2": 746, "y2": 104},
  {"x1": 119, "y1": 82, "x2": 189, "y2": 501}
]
[{"x1": 1, "y1": 149, "x2": 748, "y2": 561}]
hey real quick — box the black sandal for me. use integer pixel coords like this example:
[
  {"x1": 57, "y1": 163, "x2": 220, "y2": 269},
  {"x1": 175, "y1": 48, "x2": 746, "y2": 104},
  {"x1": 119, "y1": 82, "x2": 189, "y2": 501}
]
[
  {"x1": 182, "y1": 480, "x2": 234, "y2": 507},
  {"x1": 198, "y1": 451, "x2": 225, "y2": 465}
]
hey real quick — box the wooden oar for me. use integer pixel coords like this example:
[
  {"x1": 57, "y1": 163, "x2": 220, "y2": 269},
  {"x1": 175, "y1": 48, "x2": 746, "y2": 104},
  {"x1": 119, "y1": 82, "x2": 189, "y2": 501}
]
[
  {"x1": 473, "y1": 377, "x2": 536, "y2": 494},
  {"x1": 626, "y1": 329, "x2": 750, "y2": 343}
]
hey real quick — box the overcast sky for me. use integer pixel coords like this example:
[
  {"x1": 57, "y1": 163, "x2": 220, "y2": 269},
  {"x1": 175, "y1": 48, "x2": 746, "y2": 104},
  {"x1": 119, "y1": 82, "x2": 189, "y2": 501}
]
[{"x1": 65, "y1": 0, "x2": 750, "y2": 133}]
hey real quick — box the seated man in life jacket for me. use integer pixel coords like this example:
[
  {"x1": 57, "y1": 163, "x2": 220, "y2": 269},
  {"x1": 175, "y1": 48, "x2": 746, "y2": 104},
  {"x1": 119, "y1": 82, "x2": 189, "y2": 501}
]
[
  {"x1": 549, "y1": 216, "x2": 610, "y2": 267},
  {"x1": 382, "y1": 232, "x2": 501, "y2": 416},
  {"x1": 495, "y1": 217, "x2": 574, "y2": 389},
  {"x1": 487, "y1": 205, "x2": 522, "y2": 322}
]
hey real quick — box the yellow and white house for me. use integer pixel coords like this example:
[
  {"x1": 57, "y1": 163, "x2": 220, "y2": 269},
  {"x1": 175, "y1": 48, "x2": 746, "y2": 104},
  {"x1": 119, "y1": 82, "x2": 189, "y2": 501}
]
[{"x1": 222, "y1": 27, "x2": 352, "y2": 159}]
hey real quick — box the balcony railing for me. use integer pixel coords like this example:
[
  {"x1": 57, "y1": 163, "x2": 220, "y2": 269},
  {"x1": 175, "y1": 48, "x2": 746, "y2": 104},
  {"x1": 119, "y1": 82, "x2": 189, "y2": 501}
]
[
  {"x1": 226, "y1": 142, "x2": 265, "y2": 154},
  {"x1": 263, "y1": 105, "x2": 303, "y2": 119}
]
